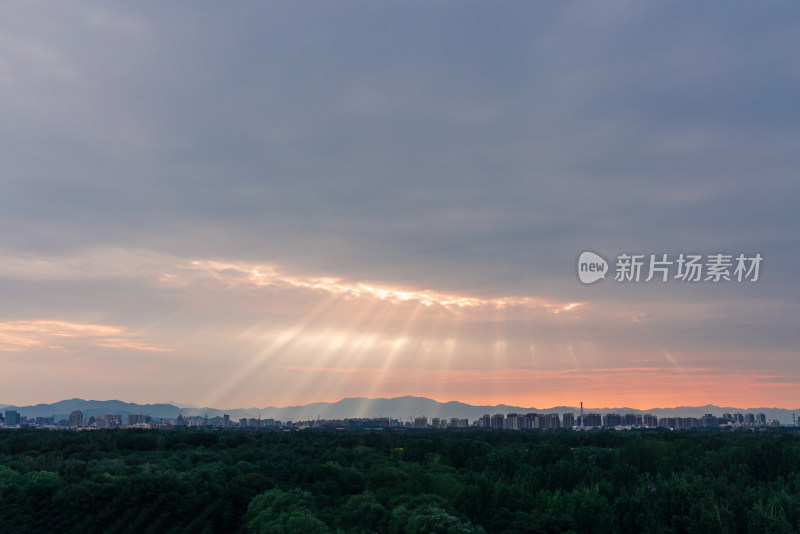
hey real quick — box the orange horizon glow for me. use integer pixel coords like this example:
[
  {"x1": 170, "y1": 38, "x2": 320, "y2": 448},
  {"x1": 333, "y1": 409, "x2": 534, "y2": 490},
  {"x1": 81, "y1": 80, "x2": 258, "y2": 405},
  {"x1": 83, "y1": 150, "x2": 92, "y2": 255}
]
[{"x1": 251, "y1": 366, "x2": 800, "y2": 411}]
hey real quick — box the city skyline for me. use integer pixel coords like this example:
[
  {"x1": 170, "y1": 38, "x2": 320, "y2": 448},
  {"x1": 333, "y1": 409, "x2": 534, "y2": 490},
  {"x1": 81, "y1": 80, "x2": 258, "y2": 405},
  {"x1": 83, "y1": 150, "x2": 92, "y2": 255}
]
[
  {"x1": 2, "y1": 3, "x2": 799, "y2": 410},
  {"x1": 2, "y1": 395, "x2": 798, "y2": 427},
  {"x1": 1, "y1": 402, "x2": 781, "y2": 431}
]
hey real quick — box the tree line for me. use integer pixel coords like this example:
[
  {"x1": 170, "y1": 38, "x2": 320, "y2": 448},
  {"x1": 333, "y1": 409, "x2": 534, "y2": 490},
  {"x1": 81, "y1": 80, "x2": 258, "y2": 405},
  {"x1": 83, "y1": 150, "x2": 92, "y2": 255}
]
[{"x1": 1, "y1": 428, "x2": 799, "y2": 533}]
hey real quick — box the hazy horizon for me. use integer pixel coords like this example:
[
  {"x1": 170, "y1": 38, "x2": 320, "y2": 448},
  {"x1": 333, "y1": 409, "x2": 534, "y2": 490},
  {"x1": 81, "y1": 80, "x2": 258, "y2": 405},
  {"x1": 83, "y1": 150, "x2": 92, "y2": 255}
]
[
  {"x1": 2, "y1": 3, "x2": 798, "y2": 410},
  {"x1": 4, "y1": 394, "x2": 799, "y2": 416}
]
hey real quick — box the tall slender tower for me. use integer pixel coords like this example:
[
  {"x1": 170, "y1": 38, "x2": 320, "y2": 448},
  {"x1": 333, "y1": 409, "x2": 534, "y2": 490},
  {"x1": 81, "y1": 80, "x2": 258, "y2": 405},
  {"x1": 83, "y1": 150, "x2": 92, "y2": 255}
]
[{"x1": 580, "y1": 402, "x2": 584, "y2": 428}]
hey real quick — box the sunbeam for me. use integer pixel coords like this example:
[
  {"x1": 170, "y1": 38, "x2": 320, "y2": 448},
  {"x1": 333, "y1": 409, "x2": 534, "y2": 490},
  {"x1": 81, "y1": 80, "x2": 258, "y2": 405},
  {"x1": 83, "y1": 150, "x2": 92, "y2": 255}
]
[
  {"x1": 365, "y1": 304, "x2": 424, "y2": 400},
  {"x1": 201, "y1": 293, "x2": 343, "y2": 407}
]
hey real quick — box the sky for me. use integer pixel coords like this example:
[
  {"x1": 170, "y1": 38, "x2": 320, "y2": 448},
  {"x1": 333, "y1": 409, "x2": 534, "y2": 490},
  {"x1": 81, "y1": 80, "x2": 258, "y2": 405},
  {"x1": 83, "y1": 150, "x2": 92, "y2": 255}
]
[{"x1": 1, "y1": 2, "x2": 799, "y2": 410}]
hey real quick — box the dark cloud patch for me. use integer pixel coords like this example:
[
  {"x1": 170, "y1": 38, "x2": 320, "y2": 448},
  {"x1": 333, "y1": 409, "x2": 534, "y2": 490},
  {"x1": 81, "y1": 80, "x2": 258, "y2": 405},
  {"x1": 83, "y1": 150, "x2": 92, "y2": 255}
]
[{"x1": 1, "y1": 2, "x2": 798, "y2": 306}]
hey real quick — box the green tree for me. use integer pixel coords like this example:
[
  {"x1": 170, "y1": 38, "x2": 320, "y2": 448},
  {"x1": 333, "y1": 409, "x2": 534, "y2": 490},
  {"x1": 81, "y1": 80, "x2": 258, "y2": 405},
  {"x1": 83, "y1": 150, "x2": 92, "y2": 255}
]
[{"x1": 245, "y1": 487, "x2": 329, "y2": 534}]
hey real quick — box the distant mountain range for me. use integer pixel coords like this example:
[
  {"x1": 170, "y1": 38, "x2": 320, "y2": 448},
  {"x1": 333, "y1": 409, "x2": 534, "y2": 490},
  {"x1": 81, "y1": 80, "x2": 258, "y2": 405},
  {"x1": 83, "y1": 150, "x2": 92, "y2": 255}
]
[{"x1": 2, "y1": 396, "x2": 798, "y2": 425}]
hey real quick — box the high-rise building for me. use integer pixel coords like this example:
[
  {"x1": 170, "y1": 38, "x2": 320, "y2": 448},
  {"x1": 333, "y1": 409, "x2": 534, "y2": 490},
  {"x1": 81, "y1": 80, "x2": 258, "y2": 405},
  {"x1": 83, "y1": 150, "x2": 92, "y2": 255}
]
[
  {"x1": 562, "y1": 413, "x2": 575, "y2": 428},
  {"x1": 526, "y1": 413, "x2": 537, "y2": 430},
  {"x1": 4, "y1": 410, "x2": 20, "y2": 426},
  {"x1": 623, "y1": 413, "x2": 642, "y2": 427},
  {"x1": 583, "y1": 413, "x2": 602, "y2": 427},
  {"x1": 413, "y1": 417, "x2": 428, "y2": 429},
  {"x1": 745, "y1": 413, "x2": 756, "y2": 427},
  {"x1": 491, "y1": 413, "x2": 504, "y2": 430},
  {"x1": 603, "y1": 413, "x2": 622, "y2": 427},
  {"x1": 701, "y1": 414, "x2": 717, "y2": 428},
  {"x1": 128, "y1": 414, "x2": 144, "y2": 426},
  {"x1": 542, "y1": 413, "x2": 561, "y2": 429},
  {"x1": 505, "y1": 413, "x2": 520, "y2": 430},
  {"x1": 69, "y1": 410, "x2": 83, "y2": 427},
  {"x1": 662, "y1": 417, "x2": 701, "y2": 430},
  {"x1": 523, "y1": 414, "x2": 531, "y2": 430}
]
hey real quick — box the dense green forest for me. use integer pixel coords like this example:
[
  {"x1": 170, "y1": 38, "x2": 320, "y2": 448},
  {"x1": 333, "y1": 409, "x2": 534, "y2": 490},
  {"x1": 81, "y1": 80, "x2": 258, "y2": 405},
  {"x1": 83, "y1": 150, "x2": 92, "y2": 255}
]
[{"x1": 1, "y1": 428, "x2": 799, "y2": 533}]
